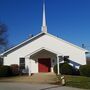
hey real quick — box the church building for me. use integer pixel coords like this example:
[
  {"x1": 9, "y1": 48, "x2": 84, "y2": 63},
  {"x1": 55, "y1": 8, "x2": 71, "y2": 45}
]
[{"x1": 0, "y1": 1, "x2": 88, "y2": 75}]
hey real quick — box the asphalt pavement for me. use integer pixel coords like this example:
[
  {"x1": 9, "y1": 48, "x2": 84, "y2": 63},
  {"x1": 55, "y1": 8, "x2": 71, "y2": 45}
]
[{"x1": 0, "y1": 83, "x2": 85, "y2": 90}]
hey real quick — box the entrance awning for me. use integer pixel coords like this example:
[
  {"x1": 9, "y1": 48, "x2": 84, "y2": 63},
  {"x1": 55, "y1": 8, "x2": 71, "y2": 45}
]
[{"x1": 25, "y1": 47, "x2": 63, "y2": 58}]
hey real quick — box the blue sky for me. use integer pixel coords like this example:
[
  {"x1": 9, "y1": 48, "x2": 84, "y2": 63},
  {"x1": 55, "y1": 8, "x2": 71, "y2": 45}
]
[{"x1": 0, "y1": 0, "x2": 90, "y2": 50}]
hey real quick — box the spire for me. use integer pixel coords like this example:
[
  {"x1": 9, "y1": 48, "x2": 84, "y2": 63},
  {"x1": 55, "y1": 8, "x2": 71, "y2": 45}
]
[{"x1": 41, "y1": 0, "x2": 47, "y2": 33}]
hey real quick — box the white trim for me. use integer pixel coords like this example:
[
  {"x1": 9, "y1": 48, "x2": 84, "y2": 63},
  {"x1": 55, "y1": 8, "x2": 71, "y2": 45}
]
[
  {"x1": 57, "y1": 55, "x2": 60, "y2": 75},
  {"x1": 29, "y1": 60, "x2": 31, "y2": 76},
  {"x1": 25, "y1": 47, "x2": 63, "y2": 58}
]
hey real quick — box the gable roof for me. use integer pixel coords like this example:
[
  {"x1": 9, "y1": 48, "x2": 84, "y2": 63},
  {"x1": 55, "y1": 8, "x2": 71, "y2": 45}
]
[
  {"x1": 47, "y1": 33, "x2": 88, "y2": 52},
  {"x1": 0, "y1": 32, "x2": 88, "y2": 56},
  {"x1": 25, "y1": 47, "x2": 63, "y2": 58},
  {"x1": 0, "y1": 32, "x2": 45, "y2": 56}
]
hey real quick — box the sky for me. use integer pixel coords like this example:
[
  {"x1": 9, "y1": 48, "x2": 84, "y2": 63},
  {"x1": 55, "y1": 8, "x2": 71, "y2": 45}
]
[{"x1": 0, "y1": 0, "x2": 90, "y2": 50}]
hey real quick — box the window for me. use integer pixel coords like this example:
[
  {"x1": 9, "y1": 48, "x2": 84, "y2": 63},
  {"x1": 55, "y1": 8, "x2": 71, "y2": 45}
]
[
  {"x1": 19, "y1": 58, "x2": 25, "y2": 70},
  {"x1": 0, "y1": 58, "x2": 3, "y2": 65}
]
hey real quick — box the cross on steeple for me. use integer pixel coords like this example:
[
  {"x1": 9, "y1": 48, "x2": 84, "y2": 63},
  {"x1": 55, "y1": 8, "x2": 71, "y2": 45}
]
[{"x1": 41, "y1": 0, "x2": 47, "y2": 33}]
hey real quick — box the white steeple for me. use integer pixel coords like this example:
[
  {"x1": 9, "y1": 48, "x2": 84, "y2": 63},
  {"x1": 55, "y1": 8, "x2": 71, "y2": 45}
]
[{"x1": 41, "y1": 0, "x2": 47, "y2": 33}]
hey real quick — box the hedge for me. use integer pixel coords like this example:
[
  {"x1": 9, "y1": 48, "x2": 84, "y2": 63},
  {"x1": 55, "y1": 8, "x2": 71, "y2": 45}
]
[
  {"x1": 53, "y1": 62, "x2": 80, "y2": 75},
  {"x1": 0, "y1": 66, "x2": 12, "y2": 77},
  {"x1": 10, "y1": 64, "x2": 19, "y2": 76},
  {"x1": 80, "y1": 65, "x2": 90, "y2": 77},
  {"x1": 0, "y1": 65, "x2": 20, "y2": 77}
]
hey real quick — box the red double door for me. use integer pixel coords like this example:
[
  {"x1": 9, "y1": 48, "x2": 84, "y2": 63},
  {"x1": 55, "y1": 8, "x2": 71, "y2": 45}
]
[{"x1": 38, "y1": 58, "x2": 51, "y2": 72}]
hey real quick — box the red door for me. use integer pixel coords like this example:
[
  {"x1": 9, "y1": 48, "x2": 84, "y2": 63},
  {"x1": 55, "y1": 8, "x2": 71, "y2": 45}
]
[{"x1": 38, "y1": 58, "x2": 51, "y2": 72}]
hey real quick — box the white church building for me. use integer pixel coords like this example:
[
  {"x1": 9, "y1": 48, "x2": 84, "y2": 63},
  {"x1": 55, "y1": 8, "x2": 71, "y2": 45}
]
[{"x1": 0, "y1": 2, "x2": 88, "y2": 75}]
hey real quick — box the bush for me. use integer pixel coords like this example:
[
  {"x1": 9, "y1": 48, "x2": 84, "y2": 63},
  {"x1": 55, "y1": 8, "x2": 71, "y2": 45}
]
[
  {"x1": 10, "y1": 64, "x2": 19, "y2": 76},
  {"x1": 0, "y1": 66, "x2": 12, "y2": 77},
  {"x1": 53, "y1": 62, "x2": 80, "y2": 75},
  {"x1": 72, "y1": 68, "x2": 80, "y2": 75},
  {"x1": 80, "y1": 65, "x2": 90, "y2": 77}
]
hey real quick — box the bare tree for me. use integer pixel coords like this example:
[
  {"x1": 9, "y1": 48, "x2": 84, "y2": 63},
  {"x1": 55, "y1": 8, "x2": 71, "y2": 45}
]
[{"x1": 0, "y1": 23, "x2": 8, "y2": 53}]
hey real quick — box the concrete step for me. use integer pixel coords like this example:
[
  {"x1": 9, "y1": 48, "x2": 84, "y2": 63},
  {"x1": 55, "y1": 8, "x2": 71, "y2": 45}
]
[
  {"x1": 29, "y1": 73, "x2": 57, "y2": 84},
  {"x1": 0, "y1": 73, "x2": 57, "y2": 84}
]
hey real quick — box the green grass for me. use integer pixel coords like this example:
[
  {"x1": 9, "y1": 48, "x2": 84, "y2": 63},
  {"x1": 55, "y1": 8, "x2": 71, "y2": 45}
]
[{"x1": 57, "y1": 75, "x2": 90, "y2": 89}]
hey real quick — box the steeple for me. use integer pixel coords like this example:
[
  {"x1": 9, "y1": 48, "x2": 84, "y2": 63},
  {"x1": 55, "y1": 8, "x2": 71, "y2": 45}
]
[{"x1": 41, "y1": 0, "x2": 47, "y2": 33}]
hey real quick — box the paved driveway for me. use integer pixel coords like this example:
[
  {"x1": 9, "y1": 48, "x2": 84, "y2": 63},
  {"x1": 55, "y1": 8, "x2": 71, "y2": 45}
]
[{"x1": 0, "y1": 83, "x2": 85, "y2": 90}]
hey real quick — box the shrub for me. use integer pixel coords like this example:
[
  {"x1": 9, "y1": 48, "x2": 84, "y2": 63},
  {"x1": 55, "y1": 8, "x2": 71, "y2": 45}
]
[
  {"x1": 61, "y1": 63, "x2": 73, "y2": 75},
  {"x1": 53, "y1": 62, "x2": 80, "y2": 75},
  {"x1": 72, "y1": 68, "x2": 80, "y2": 75},
  {"x1": 0, "y1": 66, "x2": 12, "y2": 77},
  {"x1": 10, "y1": 64, "x2": 19, "y2": 76},
  {"x1": 80, "y1": 65, "x2": 90, "y2": 77}
]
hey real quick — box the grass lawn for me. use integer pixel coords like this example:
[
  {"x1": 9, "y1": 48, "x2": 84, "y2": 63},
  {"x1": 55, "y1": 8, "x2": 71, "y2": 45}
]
[{"x1": 57, "y1": 75, "x2": 90, "y2": 89}]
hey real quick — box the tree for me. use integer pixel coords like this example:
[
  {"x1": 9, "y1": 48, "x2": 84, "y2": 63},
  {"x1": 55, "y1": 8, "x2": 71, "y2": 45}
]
[{"x1": 0, "y1": 23, "x2": 8, "y2": 53}]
